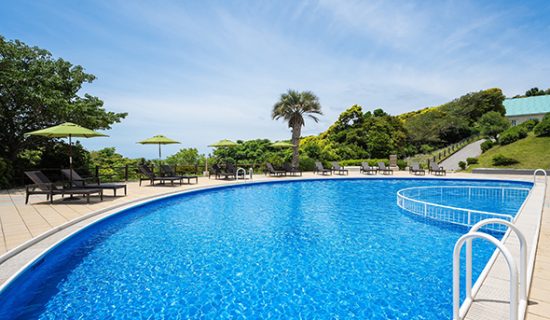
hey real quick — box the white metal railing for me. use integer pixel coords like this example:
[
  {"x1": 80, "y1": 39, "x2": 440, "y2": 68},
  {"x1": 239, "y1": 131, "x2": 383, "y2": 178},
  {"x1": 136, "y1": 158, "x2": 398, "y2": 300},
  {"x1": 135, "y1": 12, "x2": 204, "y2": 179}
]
[
  {"x1": 235, "y1": 167, "x2": 246, "y2": 182},
  {"x1": 396, "y1": 186, "x2": 530, "y2": 232},
  {"x1": 235, "y1": 167, "x2": 253, "y2": 182},
  {"x1": 533, "y1": 168, "x2": 547, "y2": 186},
  {"x1": 453, "y1": 219, "x2": 527, "y2": 320}
]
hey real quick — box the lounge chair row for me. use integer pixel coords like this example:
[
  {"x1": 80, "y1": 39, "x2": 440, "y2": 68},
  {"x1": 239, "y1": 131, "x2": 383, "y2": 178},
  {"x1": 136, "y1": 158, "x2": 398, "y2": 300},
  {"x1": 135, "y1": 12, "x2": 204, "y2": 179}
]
[
  {"x1": 209, "y1": 163, "x2": 249, "y2": 180},
  {"x1": 266, "y1": 163, "x2": 303, "y2": 177},
  {"x1": 409, "y1": 162, "x2": 446, "y2": 176},
  {"x1": 25, "y1": 169, "x2": 127, "y2": 204},
  {"x1": 315, "y1": 161, "x2": 446, "y2": 176},
  {"x1": 138, "y1": 164, "x2": 198, "y2": 186},
  {"x1": 314, "y1": 161, "x2": 350, "y2": 175}
]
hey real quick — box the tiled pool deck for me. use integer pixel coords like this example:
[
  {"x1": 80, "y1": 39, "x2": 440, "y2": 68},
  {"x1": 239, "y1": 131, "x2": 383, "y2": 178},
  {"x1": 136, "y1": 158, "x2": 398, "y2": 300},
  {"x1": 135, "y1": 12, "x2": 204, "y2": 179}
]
[{"x1": 0, "y1": 171, "x2": 548, "y2": 319}]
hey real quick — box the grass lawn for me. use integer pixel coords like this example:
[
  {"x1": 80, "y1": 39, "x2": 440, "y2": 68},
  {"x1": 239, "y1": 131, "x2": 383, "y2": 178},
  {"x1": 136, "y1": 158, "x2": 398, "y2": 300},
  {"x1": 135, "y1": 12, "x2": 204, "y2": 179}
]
[{"x1": 467, "y1": 133, "x2": 550, "y2": 171}]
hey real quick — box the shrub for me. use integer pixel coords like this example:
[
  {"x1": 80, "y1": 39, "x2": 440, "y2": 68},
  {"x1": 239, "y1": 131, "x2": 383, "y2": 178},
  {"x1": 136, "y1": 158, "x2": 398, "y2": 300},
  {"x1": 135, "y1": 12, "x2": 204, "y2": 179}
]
[
  {"x1": 466, "y1": 157, "x2": 478, "y2": 165},
  {"x1": 458, "y1": 161, "x2": 466, "y2": 170},
  {"x1": 480, "y1": 140, "x2": 494, "y2": 152},
  {"x1": 499, "y1": 126, "x2": 528, "y2": 145},
  {"x1": 397, "y1": 160, "x2": 407, "y2": 170},
  {"x1": 420, "y1": 144, "x2": 434, "y2": 154},
  {"x1": 519, "y1": 119, "x2": 539, "y2": 131},
  {"x1": 298, "y1": 156, "x2": 316, "y2": 171},
  {"x1": 492, "y1": 154, "x2": 519, "y2": 166},
  {"x1": 534, "y1": 113, "x2": 550, "y2": 137}
]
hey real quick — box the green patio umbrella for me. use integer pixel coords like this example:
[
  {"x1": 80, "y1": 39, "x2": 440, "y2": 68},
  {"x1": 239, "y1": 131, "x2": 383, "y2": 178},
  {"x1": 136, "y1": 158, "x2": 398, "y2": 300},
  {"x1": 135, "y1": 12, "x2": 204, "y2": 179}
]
[
  {"x1": 25, "y1": 122, "x2": 109, "y2": 182},
  {"x1": 138, "y1": 135, "x2": 181, "y2": 161},
  {"x1": 208, "y1": 139, "x2": 238, "y2": 147},
  {"x1": 271, "y1": 141, "x2": 295, "y2": 148},
  {"x1": 206, "y1": 139, "x2": 239, "y2": 172}
]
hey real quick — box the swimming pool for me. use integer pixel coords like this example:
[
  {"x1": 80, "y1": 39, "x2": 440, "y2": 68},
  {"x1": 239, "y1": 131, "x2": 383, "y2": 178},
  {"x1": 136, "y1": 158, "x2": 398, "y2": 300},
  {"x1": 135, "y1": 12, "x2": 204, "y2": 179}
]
[{"x1": 0, "y1": 178, "x2": 531, "y2": 319}]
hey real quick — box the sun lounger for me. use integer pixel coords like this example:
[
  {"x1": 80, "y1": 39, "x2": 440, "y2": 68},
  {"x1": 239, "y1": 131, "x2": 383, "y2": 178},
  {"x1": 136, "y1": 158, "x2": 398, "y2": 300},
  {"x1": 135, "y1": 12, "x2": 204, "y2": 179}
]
[
  {"x1": 314, "y1": 161, "x2": 332, "y2": 175},
  {"x1": 378, "y1": 162, "x2": 393, "y2": 175},
  {"x1": 360, "y1": 162, "x2": 377, "y2": 175},
  {"x1": 25, "y1": 171, "x2": 103, "y2": 204},
  {"x1": 138, "y1": 164, "x2": 183, "y2": 186},
  {"x1": 160, "y1": 165, "x2": 198, "y2": 184},
  {"x1": 266, "y1": 162, "x2": 286, "y2": 177},
  {"x1": 61, "y1": 169, "x2": 127, "y2": 196},
  {"x1": 428, "y1": 162, "x2": 446, "y2": 176},
  {"x1": 283, "y1": 163, "x2": 302, "y2": 176},
  {"x1": 331, "y1": 161, "x2": 349, "y2": 175},
  {"x1": 409, "y1": 163, "x2": 426, "y2": 175},
  {"x1": 226, "y1": 163, "x2": 243, "y2": 179},
  {"x1": 209, "y1": 163, "x2": 235, "y2": 180}
]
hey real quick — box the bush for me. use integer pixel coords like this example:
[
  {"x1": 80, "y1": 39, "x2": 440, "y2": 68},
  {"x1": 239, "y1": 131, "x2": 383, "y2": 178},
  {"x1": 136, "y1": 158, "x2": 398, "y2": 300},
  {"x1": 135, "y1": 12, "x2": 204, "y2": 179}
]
[
  {"x1": 298, "y1": 156, "x2": 316, "y2": 171},
  {"x1": 534, "y1": 113, "x2": 550, "y2": 137},
  {"x1": 458, "y1": 161, "x2": 466, "y2": 170},
  {"x1": 499, "y1": 126, "x2": 528, "y2": 145},
  {"x1": 397, "y1": 160, "x2": 407, "y2": 170},
  {"x1": 492, "y1": 154, "x2": 519, "y2": 166},
  {"x1": 480, "y1": 140, "x2": 494, "y2": 152},
  {"x1": 466, "y1": 157, "x2": 478, "y2": 165},
  {"x1": 519, "y1": 119, "x2": 539, "y2": 131}
]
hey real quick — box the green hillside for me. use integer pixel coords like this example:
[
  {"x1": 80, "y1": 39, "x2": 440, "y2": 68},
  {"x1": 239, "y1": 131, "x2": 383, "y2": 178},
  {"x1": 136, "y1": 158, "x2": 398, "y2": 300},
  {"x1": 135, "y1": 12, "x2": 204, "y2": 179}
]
[{"x1": 467, "y1": 133, "x2": 550, "y2": 170}]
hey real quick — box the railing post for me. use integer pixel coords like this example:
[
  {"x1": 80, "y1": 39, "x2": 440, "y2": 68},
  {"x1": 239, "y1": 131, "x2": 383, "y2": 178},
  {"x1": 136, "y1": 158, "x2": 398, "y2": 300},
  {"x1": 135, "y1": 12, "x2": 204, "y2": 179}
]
[
  {"x1": 124, "y1": 165, "x2": 128, "y2": 181},
  {"x1": 424, "y1": 202, "x2": 427, "y2": 217},
  {"x1": 95, "y1": 166, "x2": 100, "y2": 181}
]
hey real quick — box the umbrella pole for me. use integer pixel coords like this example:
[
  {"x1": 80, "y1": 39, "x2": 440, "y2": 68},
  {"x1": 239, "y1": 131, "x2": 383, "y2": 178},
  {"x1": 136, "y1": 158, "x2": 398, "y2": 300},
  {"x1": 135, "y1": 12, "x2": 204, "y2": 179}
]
[
  {"x1": 69, "y1": 134, "x2": 73, "y2": 183},
  {"x1": 159, "y1": 143, "x2": 162, "y2": 162}
]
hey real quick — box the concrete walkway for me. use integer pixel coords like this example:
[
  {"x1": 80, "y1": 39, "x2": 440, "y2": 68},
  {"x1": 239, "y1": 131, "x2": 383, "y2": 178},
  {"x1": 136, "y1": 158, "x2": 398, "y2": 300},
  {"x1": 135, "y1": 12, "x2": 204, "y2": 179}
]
[{"x1": 441, "y1": 139, "x2": 485, "y2": 170}]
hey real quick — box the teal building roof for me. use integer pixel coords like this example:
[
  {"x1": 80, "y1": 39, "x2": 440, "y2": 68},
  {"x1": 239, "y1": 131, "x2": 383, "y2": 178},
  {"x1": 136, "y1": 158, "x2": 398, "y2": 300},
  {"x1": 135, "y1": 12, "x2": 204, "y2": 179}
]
[{"x1": 504, "y1": 95, "x2": 550, "y2": 117}]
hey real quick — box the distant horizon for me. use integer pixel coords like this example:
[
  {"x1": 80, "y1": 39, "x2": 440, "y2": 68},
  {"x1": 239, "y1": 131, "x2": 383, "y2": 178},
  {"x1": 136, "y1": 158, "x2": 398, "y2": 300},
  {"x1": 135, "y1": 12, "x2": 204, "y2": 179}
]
[{"x1": 2, "y1": 0, "x2": 549, "y2": 158}]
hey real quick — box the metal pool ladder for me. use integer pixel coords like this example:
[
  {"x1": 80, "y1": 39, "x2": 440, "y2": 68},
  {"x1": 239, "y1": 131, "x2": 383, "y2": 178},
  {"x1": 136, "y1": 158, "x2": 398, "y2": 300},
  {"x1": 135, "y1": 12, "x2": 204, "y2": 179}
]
[
  {"x1": 453, "y1": 219, "x2": 527, "y2": 320},
  {"x1": 235, "y1": 167, "x2": 253, "y2": 182}
]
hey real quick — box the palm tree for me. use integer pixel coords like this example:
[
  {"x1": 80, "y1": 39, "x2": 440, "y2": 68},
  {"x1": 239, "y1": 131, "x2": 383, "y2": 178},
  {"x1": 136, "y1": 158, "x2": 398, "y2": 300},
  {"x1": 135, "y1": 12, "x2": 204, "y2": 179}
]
[{"x1": 272, "y1": 90, "x2": 322, "y2": 168}]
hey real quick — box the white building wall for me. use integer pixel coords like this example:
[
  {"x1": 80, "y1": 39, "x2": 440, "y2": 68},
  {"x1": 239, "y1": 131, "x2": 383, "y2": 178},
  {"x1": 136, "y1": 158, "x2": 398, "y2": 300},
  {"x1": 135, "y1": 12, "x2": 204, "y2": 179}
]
[{"x1": 506, "y1": 113, "x2": 545, "y2": 126}]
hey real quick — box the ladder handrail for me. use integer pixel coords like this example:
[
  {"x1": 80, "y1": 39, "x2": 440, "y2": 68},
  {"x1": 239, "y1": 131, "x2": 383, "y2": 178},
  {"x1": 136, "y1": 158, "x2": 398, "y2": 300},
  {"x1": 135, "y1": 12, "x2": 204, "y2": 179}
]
[
  {"x1": 465, "y1": 219, "x2": 527, "y2": 317},
  {"x1": 453, "y1": 231, "x2": 519, "y2": 320},
  {"x1": 235, "y1": 167, "x2": 246, "y2": 182},
  {"x1": 533, "y1": 169, "x2": 547, "y2": 185}
]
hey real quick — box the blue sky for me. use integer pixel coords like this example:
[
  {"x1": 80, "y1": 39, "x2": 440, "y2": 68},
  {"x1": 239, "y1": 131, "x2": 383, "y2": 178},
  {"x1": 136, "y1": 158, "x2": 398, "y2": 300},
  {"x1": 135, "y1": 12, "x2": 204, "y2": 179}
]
[{"x1": 2, "y1": 0, "x2": 550, "y2": 158}]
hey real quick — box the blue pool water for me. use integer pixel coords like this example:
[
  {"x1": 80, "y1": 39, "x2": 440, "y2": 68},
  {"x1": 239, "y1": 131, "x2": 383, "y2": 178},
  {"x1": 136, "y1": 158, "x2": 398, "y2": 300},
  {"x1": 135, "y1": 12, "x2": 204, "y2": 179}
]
[{"x1": 0, "y1": 178, "x2": 530, "y2": 319}]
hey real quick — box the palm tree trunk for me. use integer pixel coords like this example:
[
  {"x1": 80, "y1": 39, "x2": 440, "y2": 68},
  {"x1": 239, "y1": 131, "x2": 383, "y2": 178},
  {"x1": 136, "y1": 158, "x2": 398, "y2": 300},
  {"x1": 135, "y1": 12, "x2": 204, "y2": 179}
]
[{"x1": 291, "y1": 124, "x2": 301, "y2": 168}]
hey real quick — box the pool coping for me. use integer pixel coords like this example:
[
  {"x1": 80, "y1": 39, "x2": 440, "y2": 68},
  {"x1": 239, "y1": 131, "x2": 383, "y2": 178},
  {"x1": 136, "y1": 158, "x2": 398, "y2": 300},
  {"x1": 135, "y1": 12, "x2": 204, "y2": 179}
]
[{"x1": 0, "y1": 175, "x2": 544, "y2": 319}]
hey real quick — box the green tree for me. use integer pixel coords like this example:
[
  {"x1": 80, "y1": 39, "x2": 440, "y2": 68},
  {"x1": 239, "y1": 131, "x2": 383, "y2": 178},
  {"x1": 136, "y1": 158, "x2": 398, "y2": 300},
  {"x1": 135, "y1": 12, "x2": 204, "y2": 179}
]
[
  {"x1": 524, "y1": 87, "x2": 550, "y2": 97},
  {"x1": 534, "y1": 113, "x2": 550, "y2": 137},
  {"x1": 89, "y1": 147, "x2": 140, "y2": 181},
  {"x1": 272, "y1": 90, "x2": 322, "y2": 168},
  {"x1": 477, "y1": 111, "x2": 510, "y2": 141},
  {"x1": 403, "y1": 88, "x2": 505, "y2": 148},
  {"x1": 0, "y1": 36, "x2": 127, "y2": 185},
  {"x1": 165, "y1": 148, "x2": 205, "y2": 165}
]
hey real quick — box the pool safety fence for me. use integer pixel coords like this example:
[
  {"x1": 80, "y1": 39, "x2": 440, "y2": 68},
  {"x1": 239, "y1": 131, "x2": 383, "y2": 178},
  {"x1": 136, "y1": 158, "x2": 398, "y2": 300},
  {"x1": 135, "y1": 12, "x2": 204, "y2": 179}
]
[{"x1": 396, "y1": 186, "x2": 530, "y2": 232}]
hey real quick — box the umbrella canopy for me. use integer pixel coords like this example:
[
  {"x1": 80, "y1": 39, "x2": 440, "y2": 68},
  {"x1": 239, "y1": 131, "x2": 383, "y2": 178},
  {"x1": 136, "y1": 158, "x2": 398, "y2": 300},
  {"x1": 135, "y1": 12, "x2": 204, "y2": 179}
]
[
  {"x1": 25, "y1": 122, "x2": 108, "y2": 138},
  {"x1": 138, "y1": 135, "x2": 180, "y2": 145},
  {"x1": 138, "y1": 135, "x2": 181, "y2": 160},
  {"x1": 208, "y1": 139, "x2": 238, "y2": 147},
  {"x1": 271, "y1": 141, "x2": 295, "y2": 148},
  {"x1": 25, "y1": 122, "x2": 108, "y2": 182}
]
